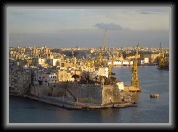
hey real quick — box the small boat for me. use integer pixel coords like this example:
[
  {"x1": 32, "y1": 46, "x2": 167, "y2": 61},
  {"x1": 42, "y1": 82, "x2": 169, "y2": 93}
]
[
  {"x1": 150, "y1": 94, "x2": 159, "y2": 98},
  {"x1": 111, "y1": 72, "x2": 115, "y2": 75}
]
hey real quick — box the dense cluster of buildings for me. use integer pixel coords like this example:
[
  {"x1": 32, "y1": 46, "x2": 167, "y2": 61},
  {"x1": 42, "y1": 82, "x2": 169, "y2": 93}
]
[{"x1": 9, "y1": 45, "x2": 169, "y2": 105}]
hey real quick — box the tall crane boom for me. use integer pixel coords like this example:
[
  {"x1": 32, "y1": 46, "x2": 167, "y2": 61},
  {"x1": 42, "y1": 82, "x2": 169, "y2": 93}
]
[
  {"x1": 130, "y1": 44, "x2": 139, "y2": 88},
  {"x1": 96, "y1": 30, "x2": 107, "y2": 68},
  {"x1": 158, "y1": 42, "x2": 165, "y2": 69},
  {"x1": 101, "y1": 30, "x2": 107, "y2": 55}
]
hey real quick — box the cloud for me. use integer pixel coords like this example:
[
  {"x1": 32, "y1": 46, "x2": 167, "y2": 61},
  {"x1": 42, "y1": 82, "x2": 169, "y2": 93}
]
[
  {"x1": 95, "y1": 23, "x2": 129, "y2": 30},
  {"x1": 140, "y1": 11, "x2": 154, "y2": 14},
  {"x1": 138, "y1": 8, "x2": 169, "y2": 15},
  {"x1": 139, "y1": 11, "x2": 166, "y2": 15}
]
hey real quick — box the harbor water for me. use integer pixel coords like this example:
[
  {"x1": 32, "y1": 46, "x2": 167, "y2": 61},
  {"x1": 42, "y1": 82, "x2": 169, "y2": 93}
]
[{"x1": 9, "y1": 66, "x2": 169, "y2": 123}]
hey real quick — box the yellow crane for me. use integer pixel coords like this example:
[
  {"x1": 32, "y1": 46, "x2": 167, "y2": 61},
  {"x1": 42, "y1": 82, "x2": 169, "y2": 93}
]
[
  {"x1": 158, "y1": 42, "x2": 165, "y2": 69},
  {"x1": 101, "y1": 30, "x2": 107, "y2": 55},
  {"x1": 108, "y1": 53, "x2": 116, "y2": 78},
  {"x1": 96, "y1": 30, "x2": 107, "y2": 69},
  {"x1": 85, "y1": 50, "x2": 94, "y2": 67},
  {"x1": 130, "y1": 44, "x2": 139, "y2": 88}
]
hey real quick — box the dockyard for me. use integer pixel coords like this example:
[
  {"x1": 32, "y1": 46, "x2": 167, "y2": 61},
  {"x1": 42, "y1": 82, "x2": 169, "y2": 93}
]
[{"x1": 9, "y1": 31, "x2": 169, "y2": 109}]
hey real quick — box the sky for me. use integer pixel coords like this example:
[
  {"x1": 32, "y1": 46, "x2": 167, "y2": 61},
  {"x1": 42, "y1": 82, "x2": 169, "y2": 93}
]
[{"x1": 8, "y1": 6, "x2": 170, "y2": 48}]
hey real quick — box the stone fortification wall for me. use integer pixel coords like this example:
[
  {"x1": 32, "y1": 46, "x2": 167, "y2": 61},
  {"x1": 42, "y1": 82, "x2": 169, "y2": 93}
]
[
  {"x1": 52, "y1": 87, "x2": 66, "y2": 96},
  {"x1": 9, "y1": 67, "x2": 32, "y2": 95},
  {"x1": 29, "y1": 82, "x2": 125, "y2": 105},
  {"x1": 101, "y1": 85, "x2": 122, "y2": 104},
  {"x1": 30, "y1": 85, "x2": 52, "y2": 97},
  {"x1": 66, "y1": 83, "x2": 123, "y2": 104},
  {"x1": 78, "y1": 85, "x2": 102, "y2": 104},
  {"x1": 9, "y1": 87, "x2": 28, "y2": 95},
  {"x1": 48, "y1": 82, "x2": 68, "y2": 89},
  {"x1": 65, "y1": 89, "x2": 75, "y2": 101},
  {"x1": 30, "y1": 82, "x2": 68, "y2": 97},
  {"x1": 67, "y1": 83, "x2": 102, "y2": 104}
]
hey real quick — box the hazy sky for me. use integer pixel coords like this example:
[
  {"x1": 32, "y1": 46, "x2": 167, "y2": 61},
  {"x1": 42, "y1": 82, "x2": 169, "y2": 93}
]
[{"x1": 8, "y1": 6, "x2": 170, "y2": 48}]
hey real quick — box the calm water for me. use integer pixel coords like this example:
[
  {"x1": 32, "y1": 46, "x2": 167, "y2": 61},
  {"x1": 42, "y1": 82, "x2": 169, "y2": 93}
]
[{"x1": 9, "y1": 66, "x2": 169, "y2": 123}]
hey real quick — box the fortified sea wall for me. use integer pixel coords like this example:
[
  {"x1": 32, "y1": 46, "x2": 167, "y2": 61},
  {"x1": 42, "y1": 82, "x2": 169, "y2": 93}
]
[
  {"x1": 29, "y1": 82, "x2": 129, "y2": 105},
  {"x1": 67, "y1": 83, "x2": 102, "y2": 104},
  {"x1": 30, "y1": 82, "x2": 68, "y2": 97},
  {"x1": 67, "y1": 83, "x2": 123, "y2": 104},
  {"x1": 101, "y1": 85, "x2": 122, "y2": 104}
]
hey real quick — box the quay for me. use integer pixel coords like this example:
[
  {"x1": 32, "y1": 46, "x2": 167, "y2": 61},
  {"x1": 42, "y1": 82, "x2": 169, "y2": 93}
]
[
  {"x1": 9, "y1": 93, "x2": 137, "y2": 110},
  {"x1": 124, "y1": 85, "x2": 141, "y2": 92}
]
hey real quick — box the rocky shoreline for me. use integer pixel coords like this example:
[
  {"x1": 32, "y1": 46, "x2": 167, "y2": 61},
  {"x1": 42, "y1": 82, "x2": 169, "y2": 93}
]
[{"x1": 9, "y1": 92, "x2": 137, "y2": 110}]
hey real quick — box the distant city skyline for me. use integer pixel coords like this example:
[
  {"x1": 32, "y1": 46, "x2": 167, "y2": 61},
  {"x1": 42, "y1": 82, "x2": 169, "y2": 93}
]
[{"x1": 8, "y1": 6, "x2": 170, "y2": 48}]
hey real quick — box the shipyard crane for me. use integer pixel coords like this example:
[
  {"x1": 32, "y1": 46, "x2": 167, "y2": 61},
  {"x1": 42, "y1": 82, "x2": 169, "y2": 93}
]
[
  {"x1": 158, "y1": 42, "x2": 165, "y2": 69},
  {"x1": 130, "y1": 44, "x2": 139, "y2": 88},
  {"x1": 101, "y1": 30, "x2": 107, "y2": 56},
  {"x1": 95, "y1": 30, "x2": 107, "y2": 69},
  {"x1": 108, "y1": 54, "x2": 114, "y2": 78}
]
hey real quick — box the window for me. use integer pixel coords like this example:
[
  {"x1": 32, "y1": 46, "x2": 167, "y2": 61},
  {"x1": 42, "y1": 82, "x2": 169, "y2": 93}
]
[{"x1": 61, "y1": 63, "x2": 64, "y2": 67}]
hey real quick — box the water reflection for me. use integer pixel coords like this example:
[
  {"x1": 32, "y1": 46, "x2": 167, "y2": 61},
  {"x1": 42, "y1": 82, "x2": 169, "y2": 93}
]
[{"x1": 130, "y1": 92, "x2": 140, "y2": 123}]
